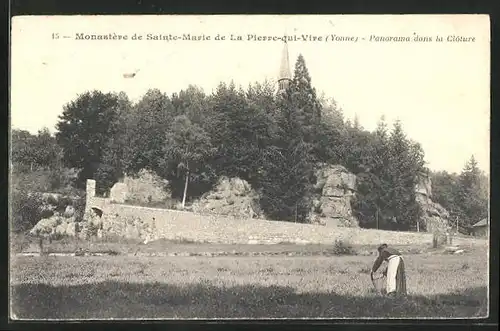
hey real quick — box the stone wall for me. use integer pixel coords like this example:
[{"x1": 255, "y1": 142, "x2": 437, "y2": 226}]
[{"x1": 84, "y1": 179, "x2": 444, "y2": 245}]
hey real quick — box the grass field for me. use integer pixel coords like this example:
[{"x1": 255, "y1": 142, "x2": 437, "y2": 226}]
[{"x1": 10, "y1": 239, "x2": 489, "y2": 319}]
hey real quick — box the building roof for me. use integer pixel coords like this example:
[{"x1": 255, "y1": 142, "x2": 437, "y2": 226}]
[
  {"x1": 278, "y1": 40, "x2": 292, "y2": 82},
  {"x1": 472, "y1": 218, "x2": 488, "y2": 227}
]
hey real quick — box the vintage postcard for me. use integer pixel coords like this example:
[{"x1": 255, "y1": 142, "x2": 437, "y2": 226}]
[{"x1": 9, "y1": 15, "x2": 490, "y2": 320}]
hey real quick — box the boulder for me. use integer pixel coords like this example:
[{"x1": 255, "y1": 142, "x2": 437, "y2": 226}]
[
  {"x1": 54, "y1": 223, "x2": 68, "y2": 236},
  {"x1": 64, "y1": 205, "x2": 75, "y2": 218},
  {"x1": 66, "y1": 222, "x2": 77, "y2": 237},
  {"x1": 415, "y1": 175, "x2": 432, "y2": 197},
  {"x1": 30, "y1": 216, "x2": 63, "y2": 237}
]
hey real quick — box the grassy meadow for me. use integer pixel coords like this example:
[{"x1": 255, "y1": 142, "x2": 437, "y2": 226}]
[{"x1": 10, "y1": 240, "x2": 489, "y2": 319}]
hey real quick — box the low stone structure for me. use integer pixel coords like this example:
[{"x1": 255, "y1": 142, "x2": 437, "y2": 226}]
[
  {"x1": 27, "y1": 173, "x2": 479, "y2": 247},
  {"x1": 83, "y1": 178, "x2": 456, "y2": 246}
]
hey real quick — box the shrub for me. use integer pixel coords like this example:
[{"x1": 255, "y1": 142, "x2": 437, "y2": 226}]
[
  {"x1": 11, "y1": 191, "x2": 44, "y2": 233},
  {"x1": 331, "y1": 239, "x2": 357, "y2": 255}
]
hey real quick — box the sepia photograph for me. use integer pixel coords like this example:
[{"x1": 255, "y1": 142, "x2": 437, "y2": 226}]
[{"x1": 9, "y1": 14, "x2": 490, "y2": 320}]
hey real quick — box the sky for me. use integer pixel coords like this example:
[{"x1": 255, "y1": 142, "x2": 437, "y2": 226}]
[{"x1": 10, "y1": 15, "x2": 490, "y2": 174}]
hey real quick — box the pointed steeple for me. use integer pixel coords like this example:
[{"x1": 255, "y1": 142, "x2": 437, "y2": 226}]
[{"x1": 278, "y1": 39, "x2": 292, "y2": 91}]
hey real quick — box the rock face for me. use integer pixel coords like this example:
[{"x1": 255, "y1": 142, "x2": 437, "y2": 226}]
[
  {"x1": 110, "y1": 183, "x2": 128, "y2": 203},
  {"x1": 312, "y1": 164, "x2": 358, "y2": 227},
  {"x1": 415, "y1": 175, "x2": 450, "y2": 232},
  {"x1": 192, "y1": 177, "x2": 261, "y2": 219},
  {"x1": 122, "y1": 169, "x2": 170, "y2": 204}
]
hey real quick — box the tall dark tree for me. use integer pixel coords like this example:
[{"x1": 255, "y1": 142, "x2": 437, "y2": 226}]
[
  {"x1": 288, "y1": 54, "x2": 322, "y2": 152},
  {"x1": 256, "y1": 58, "x2": 318, "y2": 222},
  {"x1": 314, "y1": 97, "x2": 347, "y2": 165},
  {"x1": 456, "y1": 155, "x2": 488, "y2": 226},
  {"x1": 258, "y1": 141, "x2": 315, "y2": 222},
  {"x1": 55, "y1": 90, "x2": 120, "y2": 187},
  {"x1": 385, "y1": 120, "x2": 425, "y2": 230},
  {"x1": 101, "y1": 92, "x2": 134, "y2": 181},
  {"x1": 121, "y1": 89, "x2": 174, "y2": 175},
  {"x1": 352, "y1": 117, "x2": 392, "y2": 229},
  {"x1": 208, "y1": 82, "x2": 265, "y2": 182}
]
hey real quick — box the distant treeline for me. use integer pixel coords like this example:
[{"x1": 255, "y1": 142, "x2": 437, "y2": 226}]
[{"x1": 11, "y1": 54, "x2": 488, "y2": 231}]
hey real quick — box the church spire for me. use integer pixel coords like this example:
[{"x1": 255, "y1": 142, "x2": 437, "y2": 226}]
[{"x1": 278, "y1": 39, "x2": 292, "y2": 91}]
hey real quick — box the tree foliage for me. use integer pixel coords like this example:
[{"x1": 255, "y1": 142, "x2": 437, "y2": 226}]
[
  {"x1": 55, "y1": 90, "x2": 121, "y2": 188},
  {"x1": 29, "y1": 54, "x2": 487, "y2": 229},
  {"x1": 11, "y1": 128, "x2": 62, "y2": 171},
  {"x1": 431, "y1": 155, "x2": 488, "y2": 229},
  {"x1": 160, "y1": 115, "x2": 216, "y2": 204}
]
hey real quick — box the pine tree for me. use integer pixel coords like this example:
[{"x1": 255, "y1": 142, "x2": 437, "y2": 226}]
[
  {"x1": 288, "y1": 54, "x2": 322, "y2": 148},
  {"x1": 350, "y1": 117, "x2": 393, "y2": 228},
  {"x1": 385, "y1": 120, "x2": 424, "y2": 230},
  {"x1": 256, "y1": 55, "x2": 321, "y2": 222},
  {"x1": 258, "y1": 141, "x2": 314, "y2": 222},
  {"x1": 456, "y1": 155, "x2": 488, "y2": 226}
]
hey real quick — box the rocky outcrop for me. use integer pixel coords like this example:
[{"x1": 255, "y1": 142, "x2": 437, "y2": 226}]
[
  {"x1": 191, "y1": 177, "x2": 261, "y2": 219},
  {"x1": 311, "y1": 164, "x2": 358, "y2": 227},
  {"x1": 109, "y1": 183, "x2": 128, "y2": 203},
  {"x1": 121, "y1": 169, "x2": 170, "y2": 204},
  {"x1": 415, "y1": 175, "x2": 450, "y2": 232},
  {"x1": 29, "y1": 191, "x2": 84, "y2": 238},
  {"x1": 29, "y1": 214, "x2": 78, "y2": 238}
]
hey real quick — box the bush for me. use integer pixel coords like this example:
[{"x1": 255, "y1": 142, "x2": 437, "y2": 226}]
[
  {"x1": 331, "y1": 239, "x2": 357, "y2": 255},
  {"x1": 11, "y1": 190, "x2": 44, "y2": 233}
]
